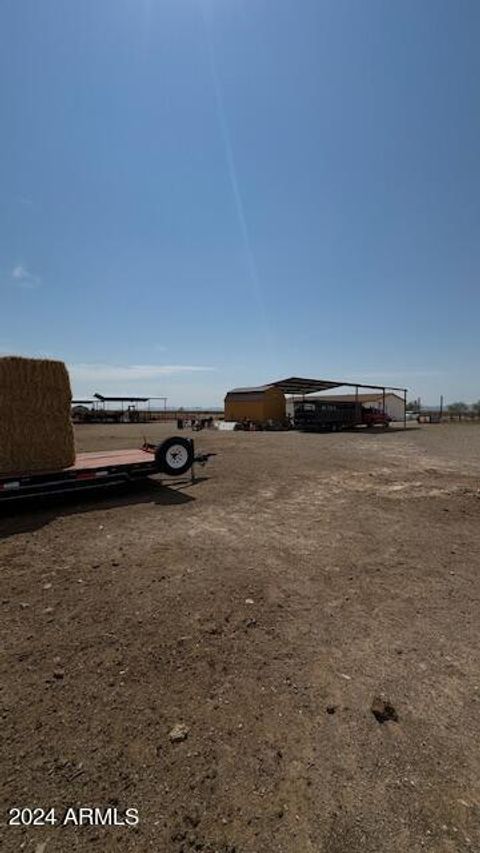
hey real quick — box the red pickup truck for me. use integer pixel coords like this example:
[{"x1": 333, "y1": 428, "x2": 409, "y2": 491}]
[{"x1": 362, "y1": 407, "x2": 392, "y2": 428}]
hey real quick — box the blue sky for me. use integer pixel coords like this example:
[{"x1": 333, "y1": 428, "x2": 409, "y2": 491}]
[{"x1": 1, "y1": 0, "x2": 479, "y2": 406}]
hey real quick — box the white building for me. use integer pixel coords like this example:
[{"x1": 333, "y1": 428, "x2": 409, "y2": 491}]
[{"x1": 286, "y1": 392, "x2": 405, "y2": 422}]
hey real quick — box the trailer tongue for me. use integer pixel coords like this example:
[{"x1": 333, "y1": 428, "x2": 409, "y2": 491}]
[{"x1": 0, "y1": 437, "x2": 215, "y2": 504}]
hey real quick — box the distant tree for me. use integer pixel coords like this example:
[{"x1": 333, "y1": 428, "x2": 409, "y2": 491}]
[
  {"x1": 471, "y1": 400, "x2": 480, "y2": 416},
  {"x1": 406, "y1": 398, "x2": 421, "y2": 411},
  {"x1": 447, "y1": 402, "x2": 469, "y2": 414}
]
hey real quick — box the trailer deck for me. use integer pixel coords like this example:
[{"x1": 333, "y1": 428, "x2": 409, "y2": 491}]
[
  {"x1": 66, "y1": 448, "x2": 158, "y2": 469},
  {"x1": 0, "y1": 438, "x2": 212, "y2": 504}
]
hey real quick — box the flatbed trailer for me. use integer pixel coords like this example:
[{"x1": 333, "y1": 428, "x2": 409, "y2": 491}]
[{"x1": 0, "y1": 437, "x2": 214, "y2": 504}]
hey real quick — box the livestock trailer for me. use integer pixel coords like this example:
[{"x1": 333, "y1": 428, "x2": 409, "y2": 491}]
[{"x1": 294, "y1": 400, "x2": 391, "y2": 431}]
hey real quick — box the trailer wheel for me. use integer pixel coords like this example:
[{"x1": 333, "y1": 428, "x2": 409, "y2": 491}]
[{"x1": 155, "y1": 437, "x2": 194, "y2": 476}]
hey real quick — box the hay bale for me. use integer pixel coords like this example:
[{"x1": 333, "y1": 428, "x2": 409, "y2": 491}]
[{"x1": 0, "y1": 356, "x2": 75, "y2": 474}]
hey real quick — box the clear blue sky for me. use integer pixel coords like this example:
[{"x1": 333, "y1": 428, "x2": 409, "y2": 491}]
[{"x1": 1, "y1": 0, "x2": 479, "y2": 406}]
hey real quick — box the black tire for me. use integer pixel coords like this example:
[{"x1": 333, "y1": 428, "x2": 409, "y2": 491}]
[{"x1": 155, "y1": 437, "x2": 194, "y2": 476}]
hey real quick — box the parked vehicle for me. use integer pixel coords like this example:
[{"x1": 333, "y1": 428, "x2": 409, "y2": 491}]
[
  {"x1": 361, "y1": 407, "x2": 392, "y2": 428},
  {"x1": 294, "y1": 400, "x2": 391, "y2": 431}
]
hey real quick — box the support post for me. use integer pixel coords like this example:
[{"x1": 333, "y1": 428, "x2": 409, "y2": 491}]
[
  {"x1": 403, "y1": 389, "x2": 407, "y2": 430},
  {"x1": 190, "y1": 439, "x2": 195, "y2": 484}
]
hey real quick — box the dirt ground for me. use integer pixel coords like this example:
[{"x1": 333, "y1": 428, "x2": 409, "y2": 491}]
[{"x1": 1, "y1": 422, "x2": 480, "y2": 852}]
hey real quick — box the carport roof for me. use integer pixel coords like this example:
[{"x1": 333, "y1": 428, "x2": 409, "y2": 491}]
[
  {"x1": 229, "y1": 377, "x2": 407, "y2": 396},
  {"x1": 93, "y1": 393, "x2": 150, "y2": 402},
  {"x1": 268, "y1": 377, "x2": 343, "y2": 395}
]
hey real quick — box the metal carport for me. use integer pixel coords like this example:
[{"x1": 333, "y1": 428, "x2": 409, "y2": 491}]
[{"x1": 265, "y1": 377, "x2": 408, "y2": 429}]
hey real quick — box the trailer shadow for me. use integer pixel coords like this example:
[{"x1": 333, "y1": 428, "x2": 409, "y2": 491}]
[
  {"x1": 298, "y1": 425, "x2": 420, "y2": 438},
  {"x1": 347, "y1": 425, "x2": 421, "y2": 435},
  {"x1": 0, "y1": 476, "x2": 208, "y2": 540}
]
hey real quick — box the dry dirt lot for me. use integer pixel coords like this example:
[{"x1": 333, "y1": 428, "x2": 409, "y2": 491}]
[{"x1": 1, "y1": 423, "x2": 480, "y2": 852}]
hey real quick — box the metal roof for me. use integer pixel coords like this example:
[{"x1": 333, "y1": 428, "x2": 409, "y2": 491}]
[
  {"x1": 270, "y1": 377, "x2": 407, "y2": 394},
  {"x1": 227, "y1": 379, "x2": 340, "y2": 395},
  {"x1": 93, "y1": 393, "x2": 150, "y2": 402},
  {"x1": 228, "y1": 384, "x2": 275, "y2": 394},
  {"x1": 227, "y1": 376, "x2": 407, "y2": 397},
  {"x1": 269, "y1": 377, "x2": 342, "y2": 395}
]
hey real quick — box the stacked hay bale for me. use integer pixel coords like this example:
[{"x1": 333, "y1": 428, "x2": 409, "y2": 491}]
[{"x1": 0, "y1": 356, "x2": 75, "y2": 474}]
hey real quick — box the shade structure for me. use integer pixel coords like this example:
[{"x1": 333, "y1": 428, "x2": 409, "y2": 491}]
[
  {"x1": 226, "y1": 376, "x2": 408, "y2": 428},
  {"x1": 267, "y1": 376, "x2": 407, "y2": 395}
]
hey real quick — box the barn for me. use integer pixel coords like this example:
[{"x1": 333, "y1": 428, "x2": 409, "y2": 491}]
[{"x1": 224, "y1": 385, "x2": 286, "y2": 423}]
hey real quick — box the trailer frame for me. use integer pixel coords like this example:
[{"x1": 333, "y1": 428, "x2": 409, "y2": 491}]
[{"x1": 0, "y1": 438, "x2": 214, "y2": 504}]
